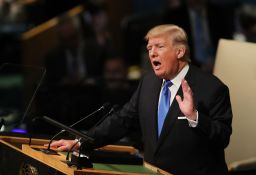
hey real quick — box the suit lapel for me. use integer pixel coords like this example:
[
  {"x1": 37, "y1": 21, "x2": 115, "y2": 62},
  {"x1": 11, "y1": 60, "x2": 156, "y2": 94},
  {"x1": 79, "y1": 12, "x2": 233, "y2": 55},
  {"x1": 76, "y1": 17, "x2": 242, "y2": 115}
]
[{"x1": 149, "y1": 77, "x2": 163, "y2": 145}]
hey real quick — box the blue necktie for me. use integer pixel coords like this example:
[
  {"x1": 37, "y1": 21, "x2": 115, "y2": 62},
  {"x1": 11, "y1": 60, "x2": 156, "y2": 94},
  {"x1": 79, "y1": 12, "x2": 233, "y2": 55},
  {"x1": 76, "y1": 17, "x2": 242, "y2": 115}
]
[{"x1": 158, "y1": 80, "x2": 172, "y2": 136}]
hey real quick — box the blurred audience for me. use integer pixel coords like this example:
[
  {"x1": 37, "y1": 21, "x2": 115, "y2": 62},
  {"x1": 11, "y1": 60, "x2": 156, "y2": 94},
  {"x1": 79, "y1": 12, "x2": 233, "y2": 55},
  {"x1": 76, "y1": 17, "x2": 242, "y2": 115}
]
[
  {"x1": 0, "y1": 0, "x2": 27, "y2": 65},
  {"x1": 44, "y1": 15, "x2": 88, "y2": 86},
  {"x1": 162, "y1": 0, "x2": 237, "y2": 72},
  {"x1": 132, "y1": 0, "x2": 165, "y2": 14},
  {"x1": 122, "y1": 0, "x2": 238, "y2": 73},
  {"x1": 237, "y1": 4, "x2": 256, "y2": 43},
  {"x1": 39, "y1": 2, "x2": 117, "y2": 131},
  {"x1": 44, "y1": 6, "x2": 114, "y2": 87},
  {"x1": 80, "y1": 0, "x2": 114, "y2": 73},
  {"x1": 101, "y1": 56, "x2": 137, "y2": 107},
  {"x1": 41, "y1": 0, "x2": 82, "y2": 21},
  {"x1": 0, "y1": 0, "x2": 27, "y2": 33},
  {"x1": 103, "y1": 56, "x2": 128, "y2": 89}
]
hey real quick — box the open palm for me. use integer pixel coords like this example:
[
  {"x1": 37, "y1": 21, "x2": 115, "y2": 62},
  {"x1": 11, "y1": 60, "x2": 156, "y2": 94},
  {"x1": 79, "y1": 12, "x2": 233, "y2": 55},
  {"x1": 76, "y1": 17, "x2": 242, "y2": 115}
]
[{"x1": 176, "y1": 79, "x2": 197, "y2": 120}]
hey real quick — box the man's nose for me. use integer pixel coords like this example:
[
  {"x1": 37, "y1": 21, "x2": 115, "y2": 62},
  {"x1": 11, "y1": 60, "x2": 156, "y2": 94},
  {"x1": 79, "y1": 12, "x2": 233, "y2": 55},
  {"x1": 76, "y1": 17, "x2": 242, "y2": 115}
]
[{"x1": 149, "y1": 47, "x2": 157, "y2": 57}]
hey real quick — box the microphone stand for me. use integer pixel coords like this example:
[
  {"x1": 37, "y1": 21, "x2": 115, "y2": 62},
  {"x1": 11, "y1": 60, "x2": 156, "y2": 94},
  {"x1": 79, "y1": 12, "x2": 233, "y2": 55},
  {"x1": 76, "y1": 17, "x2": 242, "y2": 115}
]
[
  {"x1": 65, "y1": 139, "x2": 93, "y2": 169},
  {"x1": 42, "y1": 103, "x2": 110, "y2": 154},
  {"x1": 66, "y1": 139, "x2": 80, "y2": 163}
]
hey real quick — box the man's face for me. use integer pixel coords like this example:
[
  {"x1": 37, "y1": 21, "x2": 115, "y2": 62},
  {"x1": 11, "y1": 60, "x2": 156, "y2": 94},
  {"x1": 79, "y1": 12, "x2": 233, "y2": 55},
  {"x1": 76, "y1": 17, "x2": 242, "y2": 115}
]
[{"x1": 147, "y1": 35, "x2": 181, "y2": 80}]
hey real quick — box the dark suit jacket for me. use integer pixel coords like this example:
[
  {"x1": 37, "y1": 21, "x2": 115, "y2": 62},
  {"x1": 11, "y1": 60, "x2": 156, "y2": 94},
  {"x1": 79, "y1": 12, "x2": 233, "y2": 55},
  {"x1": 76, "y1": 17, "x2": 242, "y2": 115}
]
[{"x1": 86, "y1": 65, "x2": 232, "y2": 175}]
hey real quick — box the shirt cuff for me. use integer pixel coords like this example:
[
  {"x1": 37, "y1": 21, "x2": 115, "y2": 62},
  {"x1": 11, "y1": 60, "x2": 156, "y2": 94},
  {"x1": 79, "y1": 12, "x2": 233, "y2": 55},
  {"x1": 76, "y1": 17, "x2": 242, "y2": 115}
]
[{"x1": 186, "y1": 110, "x2": 199, "y2": 127}]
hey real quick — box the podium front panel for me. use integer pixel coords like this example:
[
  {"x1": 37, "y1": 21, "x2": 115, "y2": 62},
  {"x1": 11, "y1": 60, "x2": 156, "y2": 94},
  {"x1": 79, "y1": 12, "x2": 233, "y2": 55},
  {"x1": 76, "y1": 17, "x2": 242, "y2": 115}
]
[{"x1": 0, "y1": 141, "x2": 65, "y2": 175}]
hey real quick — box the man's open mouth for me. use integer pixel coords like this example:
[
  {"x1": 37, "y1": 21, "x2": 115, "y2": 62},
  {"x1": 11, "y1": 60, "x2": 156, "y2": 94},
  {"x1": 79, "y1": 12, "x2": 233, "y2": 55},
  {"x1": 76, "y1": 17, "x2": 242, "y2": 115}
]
[{"x1": 153, "y1": 60, "x2": 161, "y2": 66}]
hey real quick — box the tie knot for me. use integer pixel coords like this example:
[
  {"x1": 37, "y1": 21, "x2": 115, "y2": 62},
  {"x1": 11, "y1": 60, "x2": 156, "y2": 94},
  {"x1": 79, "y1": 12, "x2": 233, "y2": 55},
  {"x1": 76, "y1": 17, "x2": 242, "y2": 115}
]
[
  {"x1": 162, "y1": 80, "x2": 172, "y2": 94},
  {"x1": 164, "y1": 80, "x2": 172, "y2": 87}
]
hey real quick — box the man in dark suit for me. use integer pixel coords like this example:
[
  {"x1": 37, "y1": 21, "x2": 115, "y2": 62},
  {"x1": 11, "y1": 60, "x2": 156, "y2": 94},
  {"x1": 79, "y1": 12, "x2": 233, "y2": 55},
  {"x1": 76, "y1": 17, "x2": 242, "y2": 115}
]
[{"x1": 50, "y1": 24, "x2": 232, "y2": 175}]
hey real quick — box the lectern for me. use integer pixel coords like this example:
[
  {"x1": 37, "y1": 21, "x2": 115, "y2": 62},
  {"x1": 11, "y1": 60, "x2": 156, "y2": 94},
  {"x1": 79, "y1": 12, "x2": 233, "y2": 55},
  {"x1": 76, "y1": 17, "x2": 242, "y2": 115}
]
[{"x1": 0, "y1": 136, "x2": 171, "y2": 175}]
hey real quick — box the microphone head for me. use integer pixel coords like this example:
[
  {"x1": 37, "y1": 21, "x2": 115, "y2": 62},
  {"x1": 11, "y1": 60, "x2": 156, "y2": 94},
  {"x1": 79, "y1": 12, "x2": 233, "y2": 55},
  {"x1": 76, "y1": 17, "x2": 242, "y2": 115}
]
[
  {"x1": 102, "y1": 102, "x2": 111, "y2": 111},
  {"x1": 107, "y1": 104, "x2": 120, "y2": 115},
  {"x1": 32, "y1": 116, "x2": 41, "y2": 123}
]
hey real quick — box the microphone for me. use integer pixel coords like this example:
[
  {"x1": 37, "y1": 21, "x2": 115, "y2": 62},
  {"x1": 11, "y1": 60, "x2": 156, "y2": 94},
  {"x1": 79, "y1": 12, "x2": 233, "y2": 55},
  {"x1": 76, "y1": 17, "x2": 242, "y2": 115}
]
[
  {"x1": 68, "y1": 102, "x2": 111, "y2": 128},
  {"x1": 78, "y1": 104, "x2": 119, "y2": 149},
  {"x1": 44, "y1": 103, "x2": 111, "y2": 154},
  {"x1": 0, "y1": 119, "x2": 5, "y2": 132},
  {"x1": 90, "y1": 104, "x2": 119, "y2": 130}
]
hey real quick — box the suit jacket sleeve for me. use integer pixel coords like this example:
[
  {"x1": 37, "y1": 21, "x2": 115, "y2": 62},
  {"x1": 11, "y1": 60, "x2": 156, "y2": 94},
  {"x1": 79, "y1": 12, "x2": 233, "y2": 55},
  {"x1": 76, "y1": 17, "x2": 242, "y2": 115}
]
[{"x1": 195, "y1": 82, "x2": 232, "y2": 149}]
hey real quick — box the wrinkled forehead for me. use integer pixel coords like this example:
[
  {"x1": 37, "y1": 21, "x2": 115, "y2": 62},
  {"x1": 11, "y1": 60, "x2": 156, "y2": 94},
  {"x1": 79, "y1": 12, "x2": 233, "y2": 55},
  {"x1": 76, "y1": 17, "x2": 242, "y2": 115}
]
[{"x1": 146, "y1": 34, "x2": 173, "y2": 46}]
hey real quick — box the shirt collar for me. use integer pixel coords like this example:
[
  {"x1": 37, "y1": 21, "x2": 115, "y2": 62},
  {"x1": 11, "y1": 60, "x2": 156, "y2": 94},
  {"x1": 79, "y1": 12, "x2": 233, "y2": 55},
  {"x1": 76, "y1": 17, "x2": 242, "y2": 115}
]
[{"x1": 163, "y1": 64, "x2": 189, "y2": 88}]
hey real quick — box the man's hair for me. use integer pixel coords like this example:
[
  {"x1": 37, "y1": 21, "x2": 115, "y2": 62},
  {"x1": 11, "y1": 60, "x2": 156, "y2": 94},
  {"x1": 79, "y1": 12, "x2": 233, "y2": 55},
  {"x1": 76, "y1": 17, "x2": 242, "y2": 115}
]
[{"x1": 145, "y1": 24, "x2": 191, "y2": 62}]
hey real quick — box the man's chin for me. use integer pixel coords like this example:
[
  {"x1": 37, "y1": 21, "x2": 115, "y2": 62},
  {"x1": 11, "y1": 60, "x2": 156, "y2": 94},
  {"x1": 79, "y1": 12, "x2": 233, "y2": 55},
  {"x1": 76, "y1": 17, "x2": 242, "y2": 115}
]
[{"x1": 153, "y1": 71, "x2": 165, "y2": 79}]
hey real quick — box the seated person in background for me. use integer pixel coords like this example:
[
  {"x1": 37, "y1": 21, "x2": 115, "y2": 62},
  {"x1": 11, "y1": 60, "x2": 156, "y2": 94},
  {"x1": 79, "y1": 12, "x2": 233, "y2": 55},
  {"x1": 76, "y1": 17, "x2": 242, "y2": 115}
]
[
  {"x1": 49, "y1": 24, "x2": 233, "y2": 175},
  {"x1": 0, "y1": 0, "x2": 26, "y2": 32},
  {"x1": 44, "y1": 16, "x2": 87, "y2": 86},
  {"x1": 162, "y1": 0, "x2": 237, "y2": 73},
  {"x1": 79, "y1": 0, "x2": 114, "y2": 79},
  {"x1": 103, "y1": 56, "x2": 128, "y2": 89},
  {"x1": 44, "y1": 15, "x2": 104, "y2": 87},
  {"x1": 238, "y1": 4, "x2": 256, "y2": 43}
]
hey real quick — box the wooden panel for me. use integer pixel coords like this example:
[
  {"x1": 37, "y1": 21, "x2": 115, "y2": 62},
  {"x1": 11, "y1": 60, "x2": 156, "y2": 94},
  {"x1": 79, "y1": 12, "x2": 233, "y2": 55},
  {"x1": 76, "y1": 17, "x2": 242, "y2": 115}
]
[
  {"x1": 0, "y1": 139, "x2": 64, "y2": 175},
  {"x1": 22, "y1": 144, "x2": 75, "y2": 175}
]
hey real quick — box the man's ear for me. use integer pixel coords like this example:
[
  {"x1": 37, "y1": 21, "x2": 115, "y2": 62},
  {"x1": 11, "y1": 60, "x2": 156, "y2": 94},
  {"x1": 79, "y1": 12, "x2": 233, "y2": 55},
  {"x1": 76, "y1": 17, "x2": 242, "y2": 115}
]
[{"x1": 176, "y1": 46, "x2": 185, "y2": 59}]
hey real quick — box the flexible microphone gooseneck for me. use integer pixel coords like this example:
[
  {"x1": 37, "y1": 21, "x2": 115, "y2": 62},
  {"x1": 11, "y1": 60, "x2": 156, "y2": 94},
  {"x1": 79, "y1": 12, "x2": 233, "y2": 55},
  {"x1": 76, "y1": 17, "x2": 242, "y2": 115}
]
[
  {"x1": 90, "y1": 104, "x2": 119, "y2": 131},
  {"x1": 45, "y1": 103, "x2": 111, "y2": 154},
  {"x1": 0, "y1": 119, "x2": 5, "y2": 131}
]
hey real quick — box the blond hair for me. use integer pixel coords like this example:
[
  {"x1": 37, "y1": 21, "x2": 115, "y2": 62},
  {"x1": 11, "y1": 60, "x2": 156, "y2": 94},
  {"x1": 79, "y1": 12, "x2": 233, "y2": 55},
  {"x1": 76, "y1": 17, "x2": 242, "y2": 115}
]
[{"x1": 145, "y1": 24, "x2": 191, "y2": 62}]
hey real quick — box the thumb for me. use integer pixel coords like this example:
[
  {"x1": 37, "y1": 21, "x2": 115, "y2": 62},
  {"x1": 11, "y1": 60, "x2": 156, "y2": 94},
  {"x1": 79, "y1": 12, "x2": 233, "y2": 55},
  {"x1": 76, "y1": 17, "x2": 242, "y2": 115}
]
[
  {"x1": 57, "y1": 145, "x2": 68, "y2": 151},
  {"x1": 176, "y1": 95, "x2": 182, "y2": 105}
]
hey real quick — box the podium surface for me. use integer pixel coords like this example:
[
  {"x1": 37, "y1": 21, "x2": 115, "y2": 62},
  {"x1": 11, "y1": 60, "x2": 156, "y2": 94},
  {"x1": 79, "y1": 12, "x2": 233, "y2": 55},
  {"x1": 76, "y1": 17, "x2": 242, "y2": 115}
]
[{"x1": 0, "y1": 136, "x2": 170, "y2": 175}]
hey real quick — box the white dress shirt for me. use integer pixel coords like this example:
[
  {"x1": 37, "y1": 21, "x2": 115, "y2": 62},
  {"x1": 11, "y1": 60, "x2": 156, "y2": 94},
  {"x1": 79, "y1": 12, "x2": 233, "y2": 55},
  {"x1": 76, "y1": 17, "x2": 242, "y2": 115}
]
[{"x1": 159, "y1": 64, "x2": 198, "y2": 127}]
